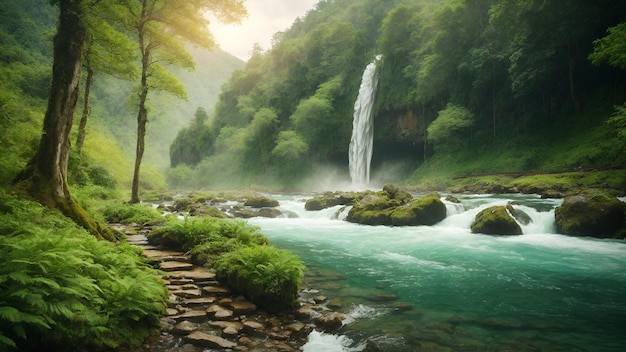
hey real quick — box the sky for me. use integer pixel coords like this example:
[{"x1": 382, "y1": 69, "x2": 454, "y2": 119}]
[{"x1": 208, "y1": 0, "x2": 320, "y2": 61}]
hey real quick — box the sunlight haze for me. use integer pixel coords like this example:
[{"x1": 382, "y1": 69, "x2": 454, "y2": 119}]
[{"x1": 209, "y1": 0, "x2": 319, "y2": 61}]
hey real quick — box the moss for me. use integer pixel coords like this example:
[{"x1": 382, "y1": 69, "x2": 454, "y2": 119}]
[
  {"x1": 244, "y1": 195, "x2": 279, "y2": 208},
  {"x1": 554, "y1": 190, "x2": 626, "y2": 238},
  {"x1": 305, "y1": 191, "x2": 357, "y2": 210},
  {"x1": 390, "y1": 196, "x2": 447, "y2": 226},
  {"x1": 471, "y1": 206, "x2": 522, "y2": 235},
  {"x1": 346, "y1": 207, "x2": 394, "y2": 225}
]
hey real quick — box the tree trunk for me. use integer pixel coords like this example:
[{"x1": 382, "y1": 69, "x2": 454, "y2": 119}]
[
  {"x1": 76, "y1": 56, "x2": 93, "y2": 160},
  {"x1": 568, "y1": 41, "x2": 582, "y2": 113},
  {"x1": 130, "y1": 9, "x2": 150, "y2": 204},
  {"x1": 12, "y1": 0, "x2": 115, "y2": 241}
]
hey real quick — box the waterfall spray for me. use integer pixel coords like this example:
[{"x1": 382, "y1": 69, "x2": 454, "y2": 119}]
[{"x1": 349, "y1": 55, "x2": 381, "y2": 185}]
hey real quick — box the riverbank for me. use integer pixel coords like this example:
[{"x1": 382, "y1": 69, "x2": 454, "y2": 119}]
[
  {"x1": 113, "y1": 223, "x2": 346, "y2": 352},
  {"x1": 407, "y1": 168, "x2": 626, "y2": 197}
]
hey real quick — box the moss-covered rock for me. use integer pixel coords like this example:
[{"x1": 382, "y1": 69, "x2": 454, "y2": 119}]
[
  {"x1": 244, "y1": 195, "x2": 279, "y2": 208},
  {"x1": 346, "y1": 190, "x2": 445, "y2": 226},
  {"x1": 305, "y1": 191, "x2": 357, "y2": 210},
  {"x1": 554, "y1": 191, "x2": 626, "y2": 238},
  {"x1": 390, "y1": 196, "x2": 447, "y2": 226},
  {"x1": 471, "y1": 206, "x2": 523, "y2": 235}
]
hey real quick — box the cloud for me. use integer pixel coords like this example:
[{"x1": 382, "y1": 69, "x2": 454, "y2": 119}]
[{"x1": 208, "y1": 0, "x2": 319, "y2": 61}]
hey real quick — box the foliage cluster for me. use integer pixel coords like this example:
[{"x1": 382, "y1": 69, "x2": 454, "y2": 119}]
[
  {"x1": 149, "y1": 216, "x2": 268, "y2": 260},
  {"x1": 215, "y1": 245, "x2": 305, "y2": 311},
  {"x1": 0, "y1": 192, "x2": 167, "y2": 351},
  {"x1": 148, "y1": 216, "x2": 304, "y2": 311},
  {"x1": 101, "y1": 201, "x2": 165, "y2": 225}
]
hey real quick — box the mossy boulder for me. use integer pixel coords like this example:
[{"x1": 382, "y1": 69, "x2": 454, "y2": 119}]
[
  {"x1": 244, "y1": 195, "x2": 279, "y2": 208},
  {"x1": 390, "y1": 196, "x2": 447, "y2": 226},
  {"x1": 471, "y1": 206, "x2": 523, "y2": 235},
  {"x1": 305, "y1": 191, "x2": 357, "y2": 210},
  {"x1": 346, "y1": 193, "x2": 396, "y2": 225},
  {"x1": 347, "y1": 190, "x2": 445, "y2": 226},
  {"x1": 554, "y1": 191, "x2": 626, "y2": 238}
]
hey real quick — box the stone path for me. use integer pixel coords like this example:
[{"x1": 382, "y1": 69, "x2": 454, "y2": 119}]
[{"x1": 117, "y1": 229, "x2": 336, "y2": 352}]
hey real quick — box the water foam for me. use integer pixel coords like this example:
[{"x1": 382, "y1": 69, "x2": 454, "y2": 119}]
[{"x1": 303, "y1": 330, "x2": 365, "y2": 352}]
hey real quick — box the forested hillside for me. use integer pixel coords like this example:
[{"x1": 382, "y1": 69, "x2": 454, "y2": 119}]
[
  {"x1": 0, "y1": 0, "x2": 243, "y2": 191},
  {"x1": 170, "y1": 0, "x2": 626, "y2": 189}
]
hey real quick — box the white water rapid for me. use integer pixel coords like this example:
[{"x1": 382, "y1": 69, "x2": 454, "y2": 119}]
[{"x1": 348, "y1": 55, "x2": 381, "y2": 186}]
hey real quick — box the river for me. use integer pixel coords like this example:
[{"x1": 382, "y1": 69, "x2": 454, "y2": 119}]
[{"x1": 247, "y1": 193, "x2": 626, "y2": 351}]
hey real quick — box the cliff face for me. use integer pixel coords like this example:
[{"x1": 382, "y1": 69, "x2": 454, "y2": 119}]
[{"x1": 372, "y1": 108, "x2": 425, "y2": 169}]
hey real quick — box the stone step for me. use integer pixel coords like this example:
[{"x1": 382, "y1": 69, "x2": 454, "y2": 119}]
[
  {"x1": 159, "y1": 261, "x2": 194, "y2": 271},
  {"x1": 163, "y1": 268, "x2": 216, "y2": 282},
  {"x1": 143, "y1": 249, "x2": 187, "y2": 258},
  {"x1": 184, "y1": 331, "x2": 237, "y2": 349}
]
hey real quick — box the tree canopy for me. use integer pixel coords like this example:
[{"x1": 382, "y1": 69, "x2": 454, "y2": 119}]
[{"x1": 170, "y1": 0, "x2": 626, "y2": 188}]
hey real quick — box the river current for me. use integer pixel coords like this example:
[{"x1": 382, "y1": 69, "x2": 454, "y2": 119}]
[{"x1": 247, "y1": 193, "x2": 626, "y2": 351}]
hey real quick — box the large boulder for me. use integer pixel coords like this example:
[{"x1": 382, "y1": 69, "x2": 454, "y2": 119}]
[
  {"x1": 471, "y1": 206, "x2": 523, "y2": 235},
  {"x1": 244, "y1": 195, "x2": 279, "y2": 208},
  {"x1": 346, "y1": 190, "x2": 446, "y2": 226},
  {"x1": 305, "y1": 191, "x2": 357, "y2": 210},
  {"x1": 555, "y1": 191, "x2": 626, "y2": 238},
  {"x1": 346, "y1": 193, "x2": 396, "y2": 225},
  {"x1": 390, "y1": 196, "x2": 447, "y2": 226}
]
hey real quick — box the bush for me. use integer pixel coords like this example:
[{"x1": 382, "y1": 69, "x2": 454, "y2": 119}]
[
  {"x1": 102, "y1": 201, "x2": 165, "y2": 225},
  {"x1": 0, "y1": 195, "x2": 167, "y2": 351},
  {"x1": 149, "y1": 217, "x2": 268, "y2": 254},
  {"x1": 215, "y1": 245, "x2": 305, "y2": 312}
]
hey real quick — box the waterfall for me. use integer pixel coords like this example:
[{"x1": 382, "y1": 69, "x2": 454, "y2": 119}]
[{"x1": 349, "y1": 55, "x2": 381, "y2": 185}]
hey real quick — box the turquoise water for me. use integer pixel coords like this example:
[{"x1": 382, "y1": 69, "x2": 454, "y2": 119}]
[{"x1": 248, "y1": 194, "x2": 626, "y2": 351}]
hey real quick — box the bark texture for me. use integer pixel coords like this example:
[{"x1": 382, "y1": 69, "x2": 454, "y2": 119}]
[{"x1": 13, "y1": 0, "x2": 115, "y2": 241}]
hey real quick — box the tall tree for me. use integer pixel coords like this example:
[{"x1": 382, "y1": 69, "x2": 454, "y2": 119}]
[
  {"x1": 121, "y1": 0, "x2": 246, "y2": 203},
  {"x1": 76, "y1": 16, "x2": 137, "y2": 160},
  {"x1": 12, "y1": 0, "x2": 115, "y2": 241}
]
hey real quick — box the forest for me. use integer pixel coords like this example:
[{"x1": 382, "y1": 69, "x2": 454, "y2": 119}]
[
  {"x1": 2, "y1": 0, "x2": 626, "y2": 350},
  {"x1": 170, "y1": 0, "x2": 626, "y2": 190}
]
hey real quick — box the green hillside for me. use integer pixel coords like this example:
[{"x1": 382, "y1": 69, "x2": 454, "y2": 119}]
[{"x1": 170, "y1": 0, "x2": 626, "y2": 191}]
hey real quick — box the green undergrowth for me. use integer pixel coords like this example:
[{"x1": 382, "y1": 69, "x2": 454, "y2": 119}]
[
  {"x1": 215, "y1": 245, "x2": 305, "y2": 312},
  {"x1": 101, "y1": 200, "x2": 166, "y2": 225},
  {"x1": 148, "y1": 216, "x2": 305, "y2": 311},
  {"x1": 0, "y1": 191, "x2": 168, "y2": 351}
]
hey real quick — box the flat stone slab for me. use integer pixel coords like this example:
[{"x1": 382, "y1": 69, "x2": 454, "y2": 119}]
[
  {"x1": 207, "y1": 304, "x2": 233, "y2": 320},
  {"x1": 209, "y1": 321, "x2": 243, "y2": 332},
  {"x1": 203, "y1": 286, "x2": 230, "y2": 295},
  {"x1": 159, "y1": 261, "x2": 194, "y2": 271},
  {"x1": 184, "y1": 296, "x2": 217, "y2": 306},
  {"x1": 242, "y1": 320, "x2": 265, "y2": 334},
  {"x1": 172, "y1": 289, "x2": 202, "y2": 298},
  {"x1": 184, "y1": 331, "x2": 237, "y2": 349},
  {"x1": 168, "y1": 278, "x2": 195, "y2": 285},
  {"x1": 172, "y1": 320, "x2": 198, "y2": 335},
  {"x1": 143, "y1": 249, "x2": 185, "y2": 258},
  {"x1": 171, "y1": 309, "x2": 207, "y2": 321},
  {"x1": 228, "y1": 300, "x2": 257, "y2": 314},
  {"x1": 165, "y1": 268, "x2": 216, "y2": 281}
]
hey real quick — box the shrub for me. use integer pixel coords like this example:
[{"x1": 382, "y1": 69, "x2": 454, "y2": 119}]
[
  {"x1": 148, "y1": 217, "x2": 268, "y2": 252},
  {"x1": 215, "y1": 245, "x2": 305, "y2": 312},
  {"x1": 0, "y1": 196, "x2": 167, "y2": 351},
  {"x1": 102, "y1": 201, "x2": 165, "y2": 225}
]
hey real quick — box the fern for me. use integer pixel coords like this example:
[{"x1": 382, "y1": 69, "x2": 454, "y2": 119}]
[{"x1": 0, "y1": 197, "x2": 167, "y2": 350}]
